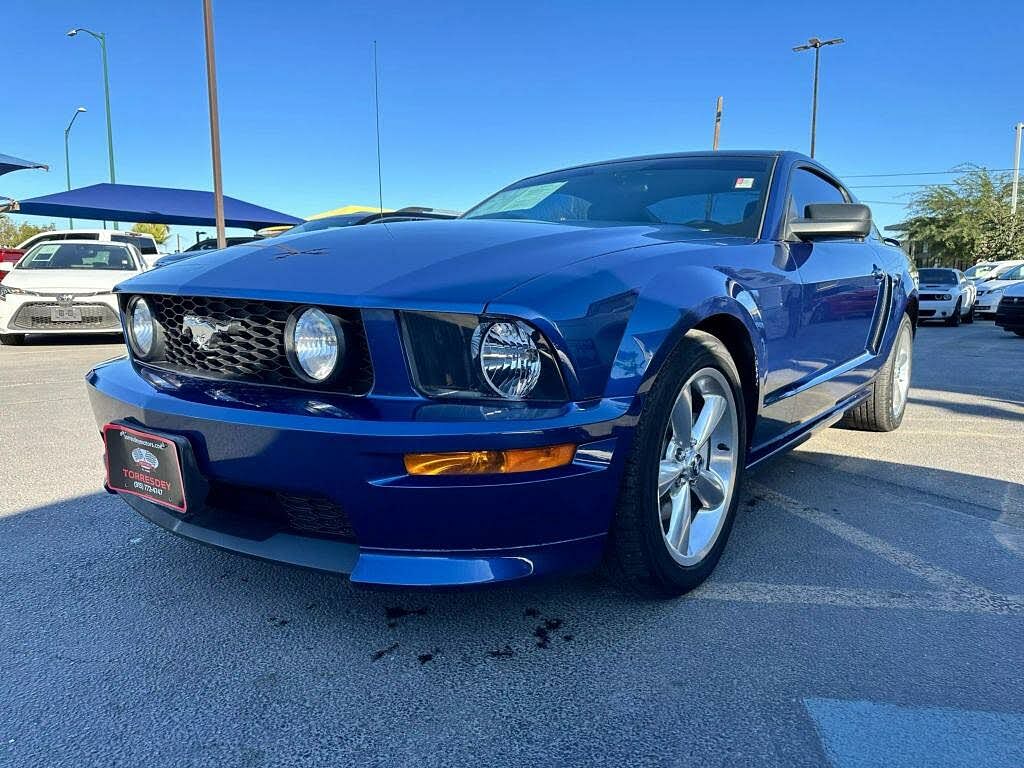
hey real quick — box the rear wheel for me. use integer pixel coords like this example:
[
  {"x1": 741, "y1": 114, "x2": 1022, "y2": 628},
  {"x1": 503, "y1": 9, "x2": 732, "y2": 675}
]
[
  {"x1": 0, "y1": 333, "x2": 25, "y2": 346},
  {"x1": 605, "y1": 331, "x2": 746, "y2": 597},
  {"x1": 840, "y1": 314, "x2": 913, "y2": 432}
]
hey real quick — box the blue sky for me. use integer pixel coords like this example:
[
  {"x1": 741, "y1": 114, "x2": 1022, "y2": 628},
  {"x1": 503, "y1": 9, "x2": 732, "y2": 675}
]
[{"x1": 4, "y1": 0, "x2": 1023, "y2": 248}]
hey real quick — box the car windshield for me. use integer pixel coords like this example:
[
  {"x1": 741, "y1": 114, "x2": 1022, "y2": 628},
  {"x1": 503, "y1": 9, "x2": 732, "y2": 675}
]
[
  {"x1": 286, "y1": 214, "x2": 369, "y2": 235},
  {"x1": 462, "y1": 156, "x2": 775, "y2": 237},
  {"x1": 18, "y1": 242, "x2": 137, "y2": 271},
  {"x1": 964, "y1": 263, "x2": 999, "y2": 278},
  {"x1": 992, "y1": 264, "x2": 1024, "y2": 280},
  {"x1": 918, "y1": 269, "x2": 956, "y2": 285}
]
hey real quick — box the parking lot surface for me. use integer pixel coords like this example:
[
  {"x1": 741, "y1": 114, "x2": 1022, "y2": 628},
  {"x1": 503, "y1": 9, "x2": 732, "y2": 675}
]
[{"x1": 2, "y1": 324, "x2": 1022, "y2": 767}]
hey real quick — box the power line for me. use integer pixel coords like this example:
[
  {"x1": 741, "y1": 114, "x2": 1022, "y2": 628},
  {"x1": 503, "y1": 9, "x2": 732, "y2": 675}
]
[{"x1": 841, "y1": 167, "x2": 1017, "y2": 179}]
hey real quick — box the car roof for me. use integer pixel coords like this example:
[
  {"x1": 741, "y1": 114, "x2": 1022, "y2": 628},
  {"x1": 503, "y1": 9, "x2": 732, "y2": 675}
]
[
  {"x1": 28, "y1": 238, "x2": 136, "y2": 248},
  {"x1": 514, "y1": 150, "x2": 798, "y2": 183}
]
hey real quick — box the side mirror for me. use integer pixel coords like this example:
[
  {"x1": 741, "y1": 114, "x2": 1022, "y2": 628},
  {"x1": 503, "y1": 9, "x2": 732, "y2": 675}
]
[{"x1": 789, "y1": 203, "x2": 872, "y2": 241}]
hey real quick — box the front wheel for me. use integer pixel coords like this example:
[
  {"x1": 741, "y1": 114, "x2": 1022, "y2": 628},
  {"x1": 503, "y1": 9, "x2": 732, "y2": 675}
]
[
  {"x1": 605, "y1": 331, "x2": 746, "y2": 597},
  {"x1": 840, "y1": 314, "x2": 913, "y2": 432},
  {"x1": 946, "y1": 299, "x2": 962, "y2": 326},
  {"x1": 963, "y1": 301, "x2": 975, "y2": 323},
  {"x1": 0, "y1": 333, "x2": 25, "y2": 346}
]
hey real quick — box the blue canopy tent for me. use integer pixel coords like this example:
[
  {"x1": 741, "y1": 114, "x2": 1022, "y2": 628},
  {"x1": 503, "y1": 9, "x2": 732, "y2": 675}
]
[
  {"x1": 0, "y1": 153, "x2": 49, "y2": 176},
  {"x1": 10, "y1": 183, "x2": 302, "y2": 230}
]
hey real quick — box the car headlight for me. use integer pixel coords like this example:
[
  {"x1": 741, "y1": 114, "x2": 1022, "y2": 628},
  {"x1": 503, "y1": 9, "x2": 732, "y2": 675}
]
[
  {"x1": 940, "y1": 293, "x2": 952, "y2": 301},
  {"x1": 400, "y1": 311, "x2": 567, "y2": 402},
  {"x1": 472, "y1": 321, "x2": 542, "y2": 399},
  {"x1": 126, "y1": 296, "x2": 163, "y2": 360},
  {"x1": 285, "y1": 307, "x2": 345, "y2": 383}
]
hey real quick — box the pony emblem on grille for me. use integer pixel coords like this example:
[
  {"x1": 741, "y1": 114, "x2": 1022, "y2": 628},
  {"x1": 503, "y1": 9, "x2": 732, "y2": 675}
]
[{"x1": 182, "y1": 314, "x2": 241, "y2": 350}]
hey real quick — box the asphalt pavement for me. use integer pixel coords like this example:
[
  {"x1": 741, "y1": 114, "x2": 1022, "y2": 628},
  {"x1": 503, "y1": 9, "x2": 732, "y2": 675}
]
[{"x1": 1, "y1": 323, "x2": 1022, "y2": 768}]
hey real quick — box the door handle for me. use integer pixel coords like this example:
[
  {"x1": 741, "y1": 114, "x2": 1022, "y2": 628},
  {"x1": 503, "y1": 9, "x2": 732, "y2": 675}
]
[{"x1": 871, "y1": 265, "x2": 887, "y2": 282}]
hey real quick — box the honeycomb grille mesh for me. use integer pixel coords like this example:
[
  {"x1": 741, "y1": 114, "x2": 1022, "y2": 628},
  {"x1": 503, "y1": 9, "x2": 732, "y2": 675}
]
[{"x1": 138, "y1": 294, "x2": 372, "y2": 394}]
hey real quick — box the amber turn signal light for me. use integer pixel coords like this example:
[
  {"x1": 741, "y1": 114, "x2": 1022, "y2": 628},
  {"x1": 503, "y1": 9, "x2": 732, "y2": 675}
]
[{"x1": 404, "y1": 444, "x2": 576, "y2": 476}]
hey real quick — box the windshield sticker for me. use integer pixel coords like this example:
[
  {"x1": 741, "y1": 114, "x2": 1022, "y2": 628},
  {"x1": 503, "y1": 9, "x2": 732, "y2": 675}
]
[
  {"x1": 30, "y1": 244, "x2": 59, "y2": 262},
  {"x1": 473, "y1": 181, "x2": 567, "y2": 215},
  {"x1": 734, "y1": 177, "x2": 755, "y2": 189}
]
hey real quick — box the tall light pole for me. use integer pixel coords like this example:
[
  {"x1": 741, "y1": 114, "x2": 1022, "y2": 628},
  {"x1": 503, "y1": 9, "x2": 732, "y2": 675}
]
[
  {"x1": 68, "y1": 27, "x2": 117, "y2": 228},
  {"x1": 793, "y1": 37, "x2": 844, "y2": 158},
  {"x1": 1012, "y1": 121, "x2": 1023, "y2": 219},
  {"x1": 202, "y1": 0, "x2": 227, "y2": 249},
  {"x1": 64, "y1": 107, "x2": 87, "y2": 228}
]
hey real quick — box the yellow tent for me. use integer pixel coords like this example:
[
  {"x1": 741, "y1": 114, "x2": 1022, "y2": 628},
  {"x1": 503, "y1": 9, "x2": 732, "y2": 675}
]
[
  {"x1": 257, "y1": 204, "x2": 393, "y2": 236},
  {"x1": 306, "y1": 204, "x2": 391, "y2": 220}
]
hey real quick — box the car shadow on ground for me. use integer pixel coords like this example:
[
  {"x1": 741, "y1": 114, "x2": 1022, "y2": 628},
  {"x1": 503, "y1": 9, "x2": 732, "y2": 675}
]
[{"x1": 4, "y1": 450, "x2": 1022, "y2": 671}]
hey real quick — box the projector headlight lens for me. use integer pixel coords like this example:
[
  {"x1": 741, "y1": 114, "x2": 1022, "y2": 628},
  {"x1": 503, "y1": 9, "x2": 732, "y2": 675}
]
[
  {"x1": 288, "y1": 307, "x2": 343, "y2": 382},
  {"x1": 127, "y1": 296, "x2": 155, "y2": 358},
  {"x1": 473, "y1": 320, "x2": 542, "y2": 400}
]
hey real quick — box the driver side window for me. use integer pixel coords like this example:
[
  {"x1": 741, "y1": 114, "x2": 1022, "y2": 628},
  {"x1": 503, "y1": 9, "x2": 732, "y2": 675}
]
[{"x1": 788, "y1": 168, "x2": 847, "y2": 220}]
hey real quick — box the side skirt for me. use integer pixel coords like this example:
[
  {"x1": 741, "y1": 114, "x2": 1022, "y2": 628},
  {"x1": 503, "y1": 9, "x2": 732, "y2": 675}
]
[{"x1": 745, "y1": 387, "x2": 871, "y2": 471}]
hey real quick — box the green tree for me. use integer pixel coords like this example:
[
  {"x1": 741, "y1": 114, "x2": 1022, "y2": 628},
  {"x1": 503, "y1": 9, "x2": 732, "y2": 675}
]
[
  {"x1": 892, "y1": 165, "x2": 1023, "y2": 267},
  {"x1": 131, "y1": 222, "x2": 170, "y2": 244},
  {"x1": 0, "y1": 215, "x2": 54, "y2": 247}
]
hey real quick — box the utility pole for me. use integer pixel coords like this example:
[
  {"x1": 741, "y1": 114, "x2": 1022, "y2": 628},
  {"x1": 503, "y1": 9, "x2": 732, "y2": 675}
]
[
  {"x1": 68, "y1": 28, "x2": 117, "y2": 227},
  {"x1": 712, "y1": 96, "x2": 723, "y2": 150},
  {"x1": 1012, "y1": 121, "x2": 1023, "y2": 219},
  {"x1": 792, "y1": 37, "x2": 844, "y2": 158},
  {"x1": 202, "y1": 0, "x2": 227, "y2": 249},
  {"x1": 63, "y1": 106, "x2": 87, "y2": 228}
]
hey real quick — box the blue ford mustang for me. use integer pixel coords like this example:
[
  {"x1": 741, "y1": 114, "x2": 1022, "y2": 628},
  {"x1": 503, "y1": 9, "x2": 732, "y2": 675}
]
[{"x1": 87, "y1": 151, "x2": 917, "y2": 596}]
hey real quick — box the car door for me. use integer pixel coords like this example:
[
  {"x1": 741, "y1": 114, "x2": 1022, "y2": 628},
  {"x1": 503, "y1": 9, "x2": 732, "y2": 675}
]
[{"x1": 787, "y1": 166, "x2": 884, "y2": 414}]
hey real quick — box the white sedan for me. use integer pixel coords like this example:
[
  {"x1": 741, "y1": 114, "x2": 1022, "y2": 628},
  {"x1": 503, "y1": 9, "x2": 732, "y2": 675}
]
[
  {"x1": 974, "y1": 263, "x2": 1024, "y2": 318},
  {"x1": 916, "y1": 267, "x2": 975, "y2": 326},
  {"x1": 0, "y1": 240, "x2": 144, "y2": 345}
]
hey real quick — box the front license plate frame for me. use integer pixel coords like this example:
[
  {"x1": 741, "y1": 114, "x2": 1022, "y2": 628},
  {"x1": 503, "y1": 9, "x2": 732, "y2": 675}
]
[{"x1": 103, "y1": 422, "x2": 207, "y2": 515}]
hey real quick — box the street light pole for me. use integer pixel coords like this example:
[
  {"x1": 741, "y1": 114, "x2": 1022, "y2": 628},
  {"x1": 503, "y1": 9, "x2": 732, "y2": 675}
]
[
  {"x1": 68, "y1": 27, "x2": 117, "y2": 227},
  {"x1": 792, "y1": 37, "x2": 844, "y2": 158},
  {"x1": 63, "y1": 106, "x2": 87, "y2": 228},
  {"x1": 202, "y1": 0, "x2": 227, "y2": 249},
  {"x1": 1012, "y1": 121, "x2": 1023, "y2": 219}
]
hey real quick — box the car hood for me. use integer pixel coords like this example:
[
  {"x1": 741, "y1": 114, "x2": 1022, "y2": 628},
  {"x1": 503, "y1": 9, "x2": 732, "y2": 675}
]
[
  {"x1": 119, "y1": 219, "x2": 743, "y2": 312},
  {"x1": 978, "y1": 279, "x2": 1023, "y2": 292},
  {"x1": 3, "y1": 268, "x2": 139, "y2": 294}
]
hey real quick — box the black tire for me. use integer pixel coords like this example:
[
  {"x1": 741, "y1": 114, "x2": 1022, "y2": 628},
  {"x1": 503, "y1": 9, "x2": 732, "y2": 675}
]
[
  {"x1": 963, "y1": 303, "x2": 974, "y2": 323},
  {"x1": 945, "y1": 299, "x2": 962, "y2": 326},
  {"x1": 604, "y1": 330, "x2": 747, "y2": 598},
  {"x1": 0, "y1": 333, "x2": 25, "y2": 346},
  {"x1": 840, "y1": 314, "x2": 913, "y2": 432}
]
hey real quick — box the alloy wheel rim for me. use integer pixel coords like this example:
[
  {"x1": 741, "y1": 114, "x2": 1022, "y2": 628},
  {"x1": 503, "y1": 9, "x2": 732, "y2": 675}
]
[
  {"x1": 657, "y1": 367, "x2": 739, "y2": 566},
  {"x1": 891, "y1": 326, "x2": 912, "y2": 418}
]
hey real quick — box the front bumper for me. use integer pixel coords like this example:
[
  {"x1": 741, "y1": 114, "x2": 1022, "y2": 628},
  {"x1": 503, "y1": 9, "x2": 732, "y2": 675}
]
[
  {"x1": 86, "y1": 358, "x2": 634, "y2": 587},
  {"x1": 0, "y1": 293, "x2": 121, "y2": 334},
  {"x1": 918, "y1": 298, "x2": 958, "y2": 320}
]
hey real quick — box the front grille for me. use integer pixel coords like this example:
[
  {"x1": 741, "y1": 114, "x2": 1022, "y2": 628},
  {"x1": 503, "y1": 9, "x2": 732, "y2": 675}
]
[
  {"x1": 920, "y1": 293, "x2": 948, "y2": 301},
  {"x1": 138, "y1": 294, "x2": 373, "y2": 395},
  {"x1": 10, "y1": 302, "x2": 120, "y2": 331},
  {"x1": 205, "y1": 481, "x2": 356, "y2": 541},
  {"x1": 277, "y1": 493, "x2": 356, "y2": 538},
  {"x1": 919, "y1": 309, "x2": 936, "y2": 317}
]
